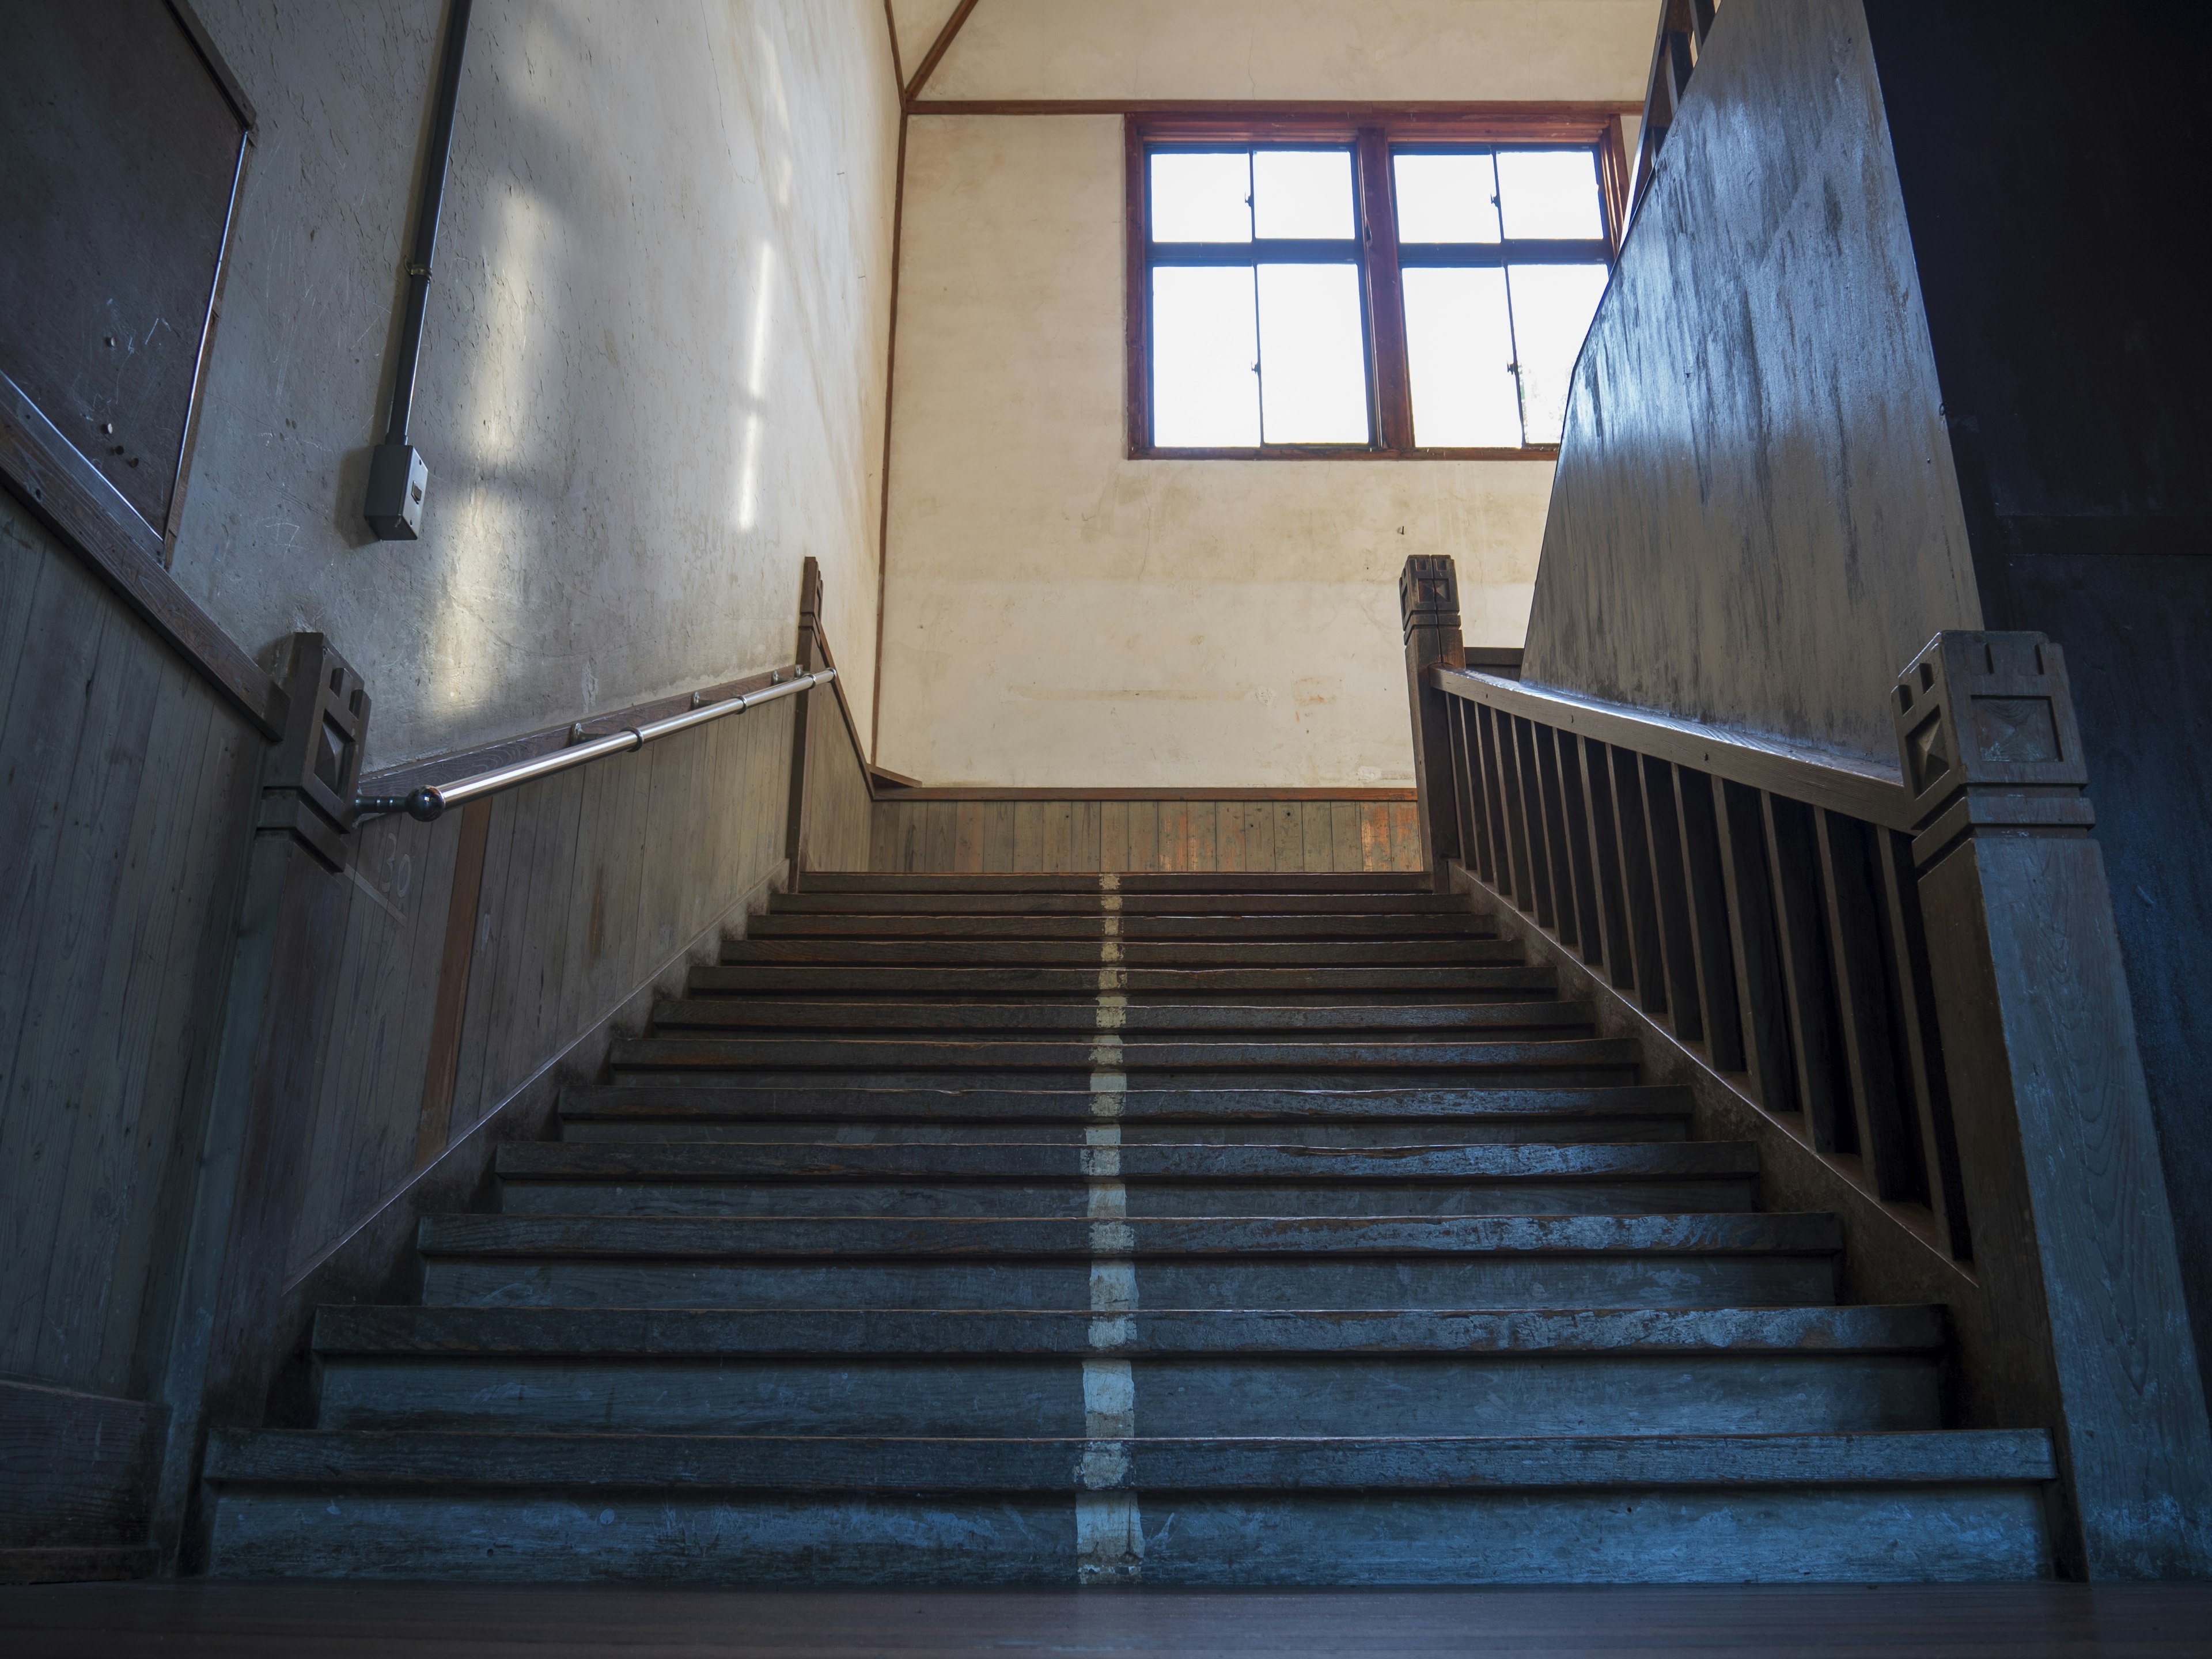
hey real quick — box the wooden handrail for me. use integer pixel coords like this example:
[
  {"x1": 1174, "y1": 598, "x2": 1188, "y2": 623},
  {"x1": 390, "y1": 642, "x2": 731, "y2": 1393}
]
[
  {"x1": 1398, "y1": 554, "x2": 2212, "y2": 1576},
  {"x1": 1430, "y1": 664, "x2": 1915, "y2": 830}
]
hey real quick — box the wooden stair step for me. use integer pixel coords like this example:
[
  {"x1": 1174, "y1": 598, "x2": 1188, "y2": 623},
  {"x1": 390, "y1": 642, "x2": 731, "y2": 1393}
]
[
  {"x1": 718, "y1": 940, "x2": 1520, "y2": 967},
  {"x1": 790, "y1": 873, "x2": 1441, "y2": 895},
  {"x1": 772, "y1": 892, "x2": 1476, "y2": 916},
  {"x1": 312, "y1": 1303, "x2": 1942, "y2": 1359},
  {"x1": 208, "y1": 1427, "x2": 2054, "y2": 1494},
  {"x1": 497, "y1": 1139, "x2": 1754, "y2": 1184},
  {"x1": 690, "y1": 965, "x2": 1556, "y2": 997},
  {"x1": 650, "y1": 998, "x2": 1594, "y2": 1034},
  {"x1": 745, "y1": 914, "x2": 1498, "y2": 940},
  {"x1": 609, "y1": 1035, "x2": 1639, "y2": 1074},
  {"x1": 415, "y1": 1211, "x2": 1842, "y2": 1260}
]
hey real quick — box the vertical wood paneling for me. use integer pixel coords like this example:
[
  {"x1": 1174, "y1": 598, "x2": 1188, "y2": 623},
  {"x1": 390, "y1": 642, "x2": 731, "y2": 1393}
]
[
  {"x1": 1128, "y1": 801, "x2": 1160, "y2": 872},
  {"x1": 1360, "y1": 803, "x2": 1392, "y2": 871},
  {"x1": 1217, "y1": 802, "x2": 1245, "y2": 871},
  {"x1": 1071, "y1": 801, "x2": 1101, "y2": 872},
  {"x1": 1274, "y1": 802, "x2": 1304, "y2": 871},
  {"x1": 983, "y1": 803, "x2": 1014, "y2": 871},
  {"x1": 1300, "y1": 802, "x2": 1331, "y2": 872},
  {"x1": 1389, "y1": 803, "x2": 1421, "y2": 871},
  {"x1": 1100, "y1": 801, "x2": 1130, "y2": 872},
  {"x1": 1190, "y1": 802, "x2": 1217, "y2": 872},
  {"x1": 1012, "y1": 801, "x2": 1044, "y2": 871},
  {"x1": 923, "y1": 801, "x2": 956, "y2": 871},
  {"x1": 1244, "y1": 802, "x2": 1275, "y2": 872},
  {"x1": 1043, "y1": 800, "x2": 1074, "y2": 872},
  {"x1": 1331, "y1": 802, "x2": 1361, "y2": 872},
  {"x1": 0, "y1": 503, "x2": 258, "y2": 1396},
  {"x1": 953, "y1": 802, "x2": 984, "y2": 871}
]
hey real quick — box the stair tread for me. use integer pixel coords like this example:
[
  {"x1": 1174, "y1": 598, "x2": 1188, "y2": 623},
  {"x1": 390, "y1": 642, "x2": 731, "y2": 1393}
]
[
  {"x1": 718, "y1": 941, "x2": 1521, "y2": 966},
  {"x1": 611, "y1": 1036, "x2": 1639, "y2": 1071},
  {"x1": 206, "y1": 1426, "x2": 2058, "y2": 1491},
  {"x1": 691, "y1": 966, "x2": 1555, "y2": 993},
  {"x1": 559, "y1": 1084, "x2": 1692, "y2": 1122},
  {"x1": 497, "y1": 1140, "x2": 1756, "y2": 1182},
  {"x1": 415, "y1": 1212, "x2": 1843, "y2": 1258},
  {"x1": 656, "y1": 1000, "x2": 1591, "y2": 1032},
  {"x1": 311, "y1": 1303, "x2": 1945, "y2": 1358}
]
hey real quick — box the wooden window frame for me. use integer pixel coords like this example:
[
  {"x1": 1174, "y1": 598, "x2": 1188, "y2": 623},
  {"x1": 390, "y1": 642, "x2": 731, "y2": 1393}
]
[{"x1": 1125, "y1": 109, "x2": 1631, "y2": 461}]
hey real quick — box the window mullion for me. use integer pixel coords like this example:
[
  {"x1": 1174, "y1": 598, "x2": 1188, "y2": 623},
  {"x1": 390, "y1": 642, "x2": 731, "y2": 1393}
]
[{"x1": 1357, "y1": 127, "x2": 1413, "y2": 452}]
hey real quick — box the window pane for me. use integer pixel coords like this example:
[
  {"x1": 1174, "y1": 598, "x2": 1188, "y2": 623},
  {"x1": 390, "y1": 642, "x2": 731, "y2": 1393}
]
[
  {"x1": 1151, "y1": 151, "x2": 1252, "y2": 243},
  {"x1": 1506, "y1": 263, "x2": 1611, "y2": 443},
  {"x1": 1152, "y1": 265, "x2": 1259, "y2": 446},
  {"x1": 1401, "y1": 267, "x2": 1522, "y2": 449},
  {"x1": 1256, "y1": 264, "x2": 1369, "y2": 444},
  {"x1": 1252, "y1": 149, "x2": 1355, "y2": 240},
  {"x1": 1495, "y1": 149, "x2": 1604, "y2": 241},
  {"x1": 1391, "y1": 152, "x2": 1500, "y2": 244}
]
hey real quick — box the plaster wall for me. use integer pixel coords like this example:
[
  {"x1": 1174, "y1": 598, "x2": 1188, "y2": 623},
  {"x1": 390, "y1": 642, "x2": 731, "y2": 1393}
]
[
  {"x1": 890, "y1": 0, "x2": 965, "y2": 78},
  {"x1": 926, "y1": 0, "x2": 1654, "y2": 101},
  {"x1": 878, "y1": 115, "x2": 1559, "y2": 788},
  {"x1": 169, "y1": 0, "x2": 898, "y2": 769},
  {"x1": 1519, "y1": 0, "x2": 1980, "y2": 761}
]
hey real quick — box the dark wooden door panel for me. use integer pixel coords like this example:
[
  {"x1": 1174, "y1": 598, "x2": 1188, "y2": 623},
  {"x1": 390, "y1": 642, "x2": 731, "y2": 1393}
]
[{"x1": 0, "y1": 0, "x2": 247, "y2": 537}]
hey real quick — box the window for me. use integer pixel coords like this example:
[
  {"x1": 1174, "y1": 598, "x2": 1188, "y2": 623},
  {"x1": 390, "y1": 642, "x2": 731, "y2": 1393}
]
[{"x1": 1127, "y1": 116, "x2": 1629, "y2": 458}]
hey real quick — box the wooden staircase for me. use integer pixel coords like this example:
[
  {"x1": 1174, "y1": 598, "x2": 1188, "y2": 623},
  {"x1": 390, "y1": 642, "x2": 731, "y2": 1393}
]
[{"x1": 202, "y1": 872, "x2": 2056, "y2": 1583}]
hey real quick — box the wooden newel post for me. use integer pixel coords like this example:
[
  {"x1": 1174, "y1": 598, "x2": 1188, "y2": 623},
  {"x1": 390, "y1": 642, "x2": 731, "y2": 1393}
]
[
  {"x1": 1894, "y1": 631, "x2": 2212, "y2": 1579},
  {"x1": 783, "y1": 556, "x2": 825, "y2": 880},
  {"x1": 1399, "y1": 554, "x2": 1464, "y2": 887}
]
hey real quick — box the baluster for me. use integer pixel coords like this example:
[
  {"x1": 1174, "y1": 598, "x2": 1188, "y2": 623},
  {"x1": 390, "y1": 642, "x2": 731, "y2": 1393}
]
[
  {"x1": 1638, "y1": 755, "x2": 1704, "y2": 1044},
  {"x1": 1608, "y1": 748, "x2": 1668, "y2": 1016},
  {"x1": 1578, "y1": 740, "x2": 1635, "y2": 992},
  {"x1": 1873, "y1": 827, "x2": 1968, "y2": 1259},
  {"x1": 1763, "y1": 795, "x2": 1850, "y2": 1155},
  {"x1": 1713, "y1": 778, "x2": 1797, "y2": 1113},
  {"x1": 1554, "y1": 732, "x2": 1606, "y2": 967},
  {"x1": 1448, "y1": 700, "x2": 1490, "y2": 884},
  {"x1": 1673, "y1": 765, "x2": 1744, "y2": 1070},
  {"x1": 1815, "y1": 812, "x2": 1923, "y2": 1203},
  {"x1": 1532, "y1": 725, "x2": 1580, "y2": 947},
  {"x1": 1508, "y1": 718, "x2": 1554, "y2": 928},
  {"x1": 1495, "y1": 711, "x2": 1535, "y2": 915}
]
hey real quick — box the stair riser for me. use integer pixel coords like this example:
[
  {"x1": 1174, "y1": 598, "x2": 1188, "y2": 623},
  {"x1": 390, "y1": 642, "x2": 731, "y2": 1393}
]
[
  {"x1": 606, "y1": 1069, "x2": 1645, "y2": 1092},
  {"x1": 417, "y1": 1256, "x2": 1838, "y2": 1310},
  {"x1": 745, "y1": 918, "x2": 1497, "y2": 940},
  {"x1": 693, "y1": 975, "x2": 1557, "y2": 1001},
  {"x1": 771, "y1": 895, "x2": 1472, "y2": 915},
  {"x1": 652, "y1": 1003, "x2": 1594, "y2": 1035},
  {"x1": 719, "y1": 942, "x2": 1516, "y2": 966},
  {"x1": 206, "y1": 1486, "x2": 2051, "y2": 1584},
  {"x1": 313, "y1": 1355, "x2": 1942, "y2": 1437},
  {"x1": 493, "y1": 1178, "x2": 1758, "y2": 1218},
  {"x1": 557, "y1": 1118, "x2": 1692, "y2": 1146}
]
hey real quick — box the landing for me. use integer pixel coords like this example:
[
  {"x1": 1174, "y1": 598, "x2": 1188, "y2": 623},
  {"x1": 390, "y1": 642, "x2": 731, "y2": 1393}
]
[{"x1": 3, "y1": 1582, "x2": 2206, "y2": 1656}]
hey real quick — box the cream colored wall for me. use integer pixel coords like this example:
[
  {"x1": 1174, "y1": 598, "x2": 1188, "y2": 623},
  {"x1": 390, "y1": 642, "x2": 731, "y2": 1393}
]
[
  {"x1": 171, "y1": 1, "x2": 897, "y2": 768},
  {"x1": 927, "y1": 0, "x2": 1653, "y2": 101},
  {"x1": 890, "y1": 0, "x2": 965, "y2": 78},
  {"x1": 877, "y1": 115, "x2": 1555, "y2": 788}
]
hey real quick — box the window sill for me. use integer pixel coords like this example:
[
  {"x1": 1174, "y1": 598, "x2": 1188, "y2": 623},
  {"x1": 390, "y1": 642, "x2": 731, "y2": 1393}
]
[{"x1": 1130, "y1": 444, "x2": 1562, "y2": 461}]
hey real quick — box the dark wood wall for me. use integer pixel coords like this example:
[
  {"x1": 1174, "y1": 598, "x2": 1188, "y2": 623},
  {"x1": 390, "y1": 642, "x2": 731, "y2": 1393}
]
[
  {"x1": 1863, "y1": 0, "x2": 2212, "y2": 1419},
  {"x1": 870, "y1": 797, "x2": 1422, "y2": 874},
  {"x1": 1516, "y1": 0, "x2": 1983, "y2": 763},
  {"x1": 0, "y1": 471, "x2": 838, "y2": 1577},
  {"x1": 0, "y1": 492, "x2": 261, "y2": 1581},
  {"x1": 282, "y1": 694, "x2": 797, "y2": 1284}
]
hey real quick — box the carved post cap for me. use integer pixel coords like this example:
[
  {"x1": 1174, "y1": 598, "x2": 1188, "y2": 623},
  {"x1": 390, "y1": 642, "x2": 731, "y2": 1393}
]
[
  {"x1": 257, "y1": 632, "x2": 369, "y2": 871},
  {"x1": 1892, "y1": 631, "x2": 2092, "y2": 868},
  {"x1": 1399, "y1": 555, "x2": 1460, "y2": 639}
]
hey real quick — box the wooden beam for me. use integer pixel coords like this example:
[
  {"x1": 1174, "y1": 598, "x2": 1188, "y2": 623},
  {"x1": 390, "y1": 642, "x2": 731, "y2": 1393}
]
[
  {"x1": 912, "y1": 99, "x2": 1645, "y2": 123},
  {"x1": 903, "y1": 0, "x2": 982, "y2": 105},
  {"x1": 0, "y1": 370, "x2": 287, "y2": 742},
  {"x1": 879, "y1": 0, "x2": 904, "y2": 90}
]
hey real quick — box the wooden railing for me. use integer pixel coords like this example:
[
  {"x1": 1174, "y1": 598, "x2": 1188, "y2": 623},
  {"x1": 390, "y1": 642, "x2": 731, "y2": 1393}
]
[
  {"x1": 1426, "y1": 649, "x2": 1968, "y2": 1260},
  {"x1": 1397, "y1": 552, "x2": 2212, "y2": 1577},
  {"x1": 1630, "y1": 0, "x2": 1717, "y2": 222}
]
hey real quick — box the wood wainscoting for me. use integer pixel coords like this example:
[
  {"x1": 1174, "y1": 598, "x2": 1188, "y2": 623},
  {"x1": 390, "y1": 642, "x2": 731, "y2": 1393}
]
[{"x1": 869, "y1": 793, "x2": 1422, "y2": 874}]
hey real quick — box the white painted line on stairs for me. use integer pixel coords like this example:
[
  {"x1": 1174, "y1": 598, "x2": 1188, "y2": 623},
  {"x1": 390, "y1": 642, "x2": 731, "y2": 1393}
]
[{"x1": 1079, "y1": 870, "x2": 1143, "y2": 1584}]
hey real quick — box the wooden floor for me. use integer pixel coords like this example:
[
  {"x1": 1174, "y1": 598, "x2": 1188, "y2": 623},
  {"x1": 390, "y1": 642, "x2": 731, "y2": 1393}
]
[{"x1": 3, "y1": 1582, "x2": 2209, "y2": 1656}]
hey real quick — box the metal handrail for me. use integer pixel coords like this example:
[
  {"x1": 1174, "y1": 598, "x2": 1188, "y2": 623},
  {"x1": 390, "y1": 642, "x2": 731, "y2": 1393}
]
[{"x1": 354, "y1": 668, "x2": 836, "y2": 823}]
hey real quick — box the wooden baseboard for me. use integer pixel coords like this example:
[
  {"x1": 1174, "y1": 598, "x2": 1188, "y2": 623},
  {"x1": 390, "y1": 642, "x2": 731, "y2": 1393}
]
[
  {"x1": 252, "y1": 857, "x2": 794, "y2": 1429},
  {"x1": 0, "y1": 1546, "x2": 157, "y2": 1585}
]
